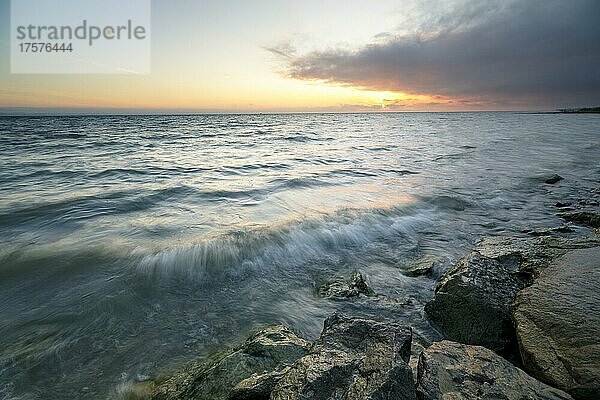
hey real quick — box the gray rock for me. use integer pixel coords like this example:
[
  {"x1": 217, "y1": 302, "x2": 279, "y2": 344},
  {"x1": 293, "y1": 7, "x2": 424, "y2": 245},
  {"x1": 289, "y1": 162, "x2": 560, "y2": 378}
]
[
  {"x1": 424, "y1": 251, "x2": 527, "y2": 357},
  {"x1": 229, "y1": 368, "x2": 289, "y2": 400},
  {"x1": 474, "y1": 235, "x2": 600, "y2": 278},
  {"x1": 271, "y1": 314, "x2": 416, "y2": 400},
  {"x1": 403, "y1": 255, "x2": 440, "y2": 277},
  {"x1": 425, "y1": 235, "x2": 600, "y2": 359},
  {"x1": 560, "y1": 211, "x2": 600, "y2": 228},
  {"x1": 416, "y1": 340, "x2": 573, "y2": 400},
  {"x1": 545, "y1": 174, "x2": 564, "y2": 184},
  {"x1": 318, "y1": 272, "x2": 374, "y2": 299},
  {"x1": 512, "y1": 247, "x2": 600, "y2": 399},
  {"x1": 150, "y1": 325, "x2": 310, "y2": 400}
]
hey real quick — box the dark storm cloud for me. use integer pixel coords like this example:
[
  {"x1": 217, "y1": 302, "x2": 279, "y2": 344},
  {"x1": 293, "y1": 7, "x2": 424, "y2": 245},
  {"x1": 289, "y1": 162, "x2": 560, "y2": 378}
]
[{"x1": 273, "y1": 0, "x2": 600, "y2": 108}]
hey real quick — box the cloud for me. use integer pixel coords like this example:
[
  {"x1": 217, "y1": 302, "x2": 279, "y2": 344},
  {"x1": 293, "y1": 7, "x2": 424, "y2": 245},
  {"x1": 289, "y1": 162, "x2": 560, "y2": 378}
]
[{"x1": 272, "y1": 0, "x2": 600, "y2": 108}]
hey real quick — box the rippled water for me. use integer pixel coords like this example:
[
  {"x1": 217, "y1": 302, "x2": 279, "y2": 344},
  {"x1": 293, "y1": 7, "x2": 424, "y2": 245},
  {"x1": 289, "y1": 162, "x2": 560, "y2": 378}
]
[{"x1": 0, "y1": 113, "x2": 598, "y2": 399}]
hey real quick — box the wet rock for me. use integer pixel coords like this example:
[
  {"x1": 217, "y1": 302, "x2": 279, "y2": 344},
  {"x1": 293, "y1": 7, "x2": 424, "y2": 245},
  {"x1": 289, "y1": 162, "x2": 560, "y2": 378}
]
[
  {"x1": 522, "y1": 225, "x2": 574, "y2": 237},
  {"x1": 403, "y1": 255, "x2": 440, "y2": 277},
  {"x1": 271, "y1": 314, "x2": 416, "y2": 400},
  {"x1": 512, "y1": 247, "x2": 600, "y2": 399},
  {"x1": 150, "y1": 325, "x2": 310, "y2": 400},
  {"x1": 474, "y1": 235, "x2": 600, "y2": 278},
  {"x1": 416, "y1": 340, "x2": 573, "y2": 400},
  {"x1": 317, "y1": 272, "x2": 374, "y2": 299},
  {"x1": 560, "y1": 211, "x2": 600, "y2": 228},
  {"x1": 117, "y1": 380, "x2": 156, "y2": 400},
  {"x1": 545, "y1": 174, "x2": 564, "y2": 184},
  {"x1": 229, "y1": 368, "x2": 289, "y2": 400},
  {"x1": 555, "y1": 202, "x2": 573, "y2": 208},
  {"x1": 424, "y1": 251, "x2": 527, "y2": 357}
]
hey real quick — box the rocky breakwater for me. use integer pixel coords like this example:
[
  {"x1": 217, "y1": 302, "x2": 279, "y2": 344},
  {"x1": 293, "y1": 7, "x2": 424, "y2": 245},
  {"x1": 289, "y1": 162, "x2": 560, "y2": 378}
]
[
  {"x1": 424, "y1": 233, "x2": 600, "y2": 399},
  {"x1": 144, "y1": 315, "x2": 416, "y2": 400},
  {"x1": 140, "y1": 311, "x2": 577, "y2": 400}
]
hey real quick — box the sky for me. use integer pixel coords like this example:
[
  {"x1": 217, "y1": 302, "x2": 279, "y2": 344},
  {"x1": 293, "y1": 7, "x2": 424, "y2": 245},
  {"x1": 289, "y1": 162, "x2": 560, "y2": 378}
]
[{"x1": 0, "y1": 0, "x2": 599, "y2": 112}]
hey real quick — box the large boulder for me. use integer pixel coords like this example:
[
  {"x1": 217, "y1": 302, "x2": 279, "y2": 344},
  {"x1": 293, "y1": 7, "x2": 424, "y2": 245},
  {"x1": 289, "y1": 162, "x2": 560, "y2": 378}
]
[
  {"x1": 425, "y1": 235, "x2": 600, "y2": 358},
  {"x1": 416, "y1": 340, "x2": 573, "y2": 400},
  {"x1": 271, "y1": 314, "x2": 416, "y2": 400},
  {"x1": 150, "y1": 325, "x2": 310, "y2": 400},
  {"x1": 512, "y1": 247, "x2": 600, "y2": 399},
  {"x1": 424, "y1": 251, "x2": 527, "y2": 357}
]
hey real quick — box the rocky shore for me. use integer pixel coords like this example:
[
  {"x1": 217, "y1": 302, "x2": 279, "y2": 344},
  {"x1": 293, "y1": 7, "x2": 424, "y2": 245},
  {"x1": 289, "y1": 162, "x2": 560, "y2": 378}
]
[{"x1": 122, "y1": 185, "x2": 600, "y2": 400}]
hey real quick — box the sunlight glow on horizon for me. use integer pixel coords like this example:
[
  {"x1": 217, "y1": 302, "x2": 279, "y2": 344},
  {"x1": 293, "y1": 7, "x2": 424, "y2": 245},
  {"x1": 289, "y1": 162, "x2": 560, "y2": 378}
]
[
  {"x1": 1, "y1": 0, "x2": 461, "y2": 112},
  {"x1": 3, "y1": 0, "x2": 589, "y2": 112}
]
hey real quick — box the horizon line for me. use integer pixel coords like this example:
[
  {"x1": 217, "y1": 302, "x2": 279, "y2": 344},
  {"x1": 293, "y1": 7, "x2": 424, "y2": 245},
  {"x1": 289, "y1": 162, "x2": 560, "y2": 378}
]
[{"x1": 0, "y1": 107, "x2": 577, "y2": 117}]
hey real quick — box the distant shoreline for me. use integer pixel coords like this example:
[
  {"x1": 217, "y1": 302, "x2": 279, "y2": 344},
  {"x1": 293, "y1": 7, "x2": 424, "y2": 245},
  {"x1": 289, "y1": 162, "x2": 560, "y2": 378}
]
[{"x1": 557, "y1": 106, "x2": 600, "y2": 113}]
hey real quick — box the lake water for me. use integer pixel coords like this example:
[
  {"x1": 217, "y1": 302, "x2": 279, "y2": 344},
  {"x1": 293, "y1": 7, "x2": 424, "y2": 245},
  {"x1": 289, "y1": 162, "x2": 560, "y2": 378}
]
[{"x1": 0, "y1": 112, "x2": 598, "y2": 399}]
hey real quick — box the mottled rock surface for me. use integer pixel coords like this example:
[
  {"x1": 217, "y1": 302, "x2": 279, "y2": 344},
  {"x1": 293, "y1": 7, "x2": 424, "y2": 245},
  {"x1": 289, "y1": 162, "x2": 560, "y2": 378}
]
[
  {"x1": 403, "y1": 255, "x2": 440, "y2": 277},
  {"x1": 409, "y1": 335, "x2": 430, "y2": 384},
  {"x1": 150, "y1": 325, "x2": 310, "y2": 400},
  {"x1": 512, "y1": 247, "x2": 600, "y2": 399},
  {"x1": 317, "y1": 272, "x2": 374, "y2": 299},
  {"x1": 271, "y1": 314, "x2": 416, "y2": 400},
  {"x1": 229, "y1": 368, "x2": 289, "y2": 400},
  {"x1": 473, "y1": 235, "x2": 600, "y2": 279},
  {"x1": 416, "y1": 341, "x2": 573, "y2": 400},
  {"x1": 424, "y1": 251, "x2": 527, "y2": 356}
]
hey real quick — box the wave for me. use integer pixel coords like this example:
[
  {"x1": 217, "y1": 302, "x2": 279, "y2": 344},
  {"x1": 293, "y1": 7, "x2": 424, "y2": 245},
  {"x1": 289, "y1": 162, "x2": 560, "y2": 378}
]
[
  {"x1": 0, "y1": 197, "x2": 454, "y2": 289},
  {"x1": 136, "y1": 204, "x2": 440, "y2": 283}
]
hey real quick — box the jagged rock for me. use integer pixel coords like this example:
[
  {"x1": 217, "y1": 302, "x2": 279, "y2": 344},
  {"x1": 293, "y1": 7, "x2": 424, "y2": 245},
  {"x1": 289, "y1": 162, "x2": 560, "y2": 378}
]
[
  {"x1": 416, "y1": 340, "x2": 573, "y2": 400},
  {"x1": 403, "y1": 255, "x2": 440, "y2": 277},
  {"x1": 424, "y1": 251, "x2": 527, "y2": 357},
  {"x1": 229, "y1": 368, "x2": 289, "y2": 400},
  {"x1": 271, "y1": 314, "x2": 416, "y2": 400},
  {"x1": 545, "y1": 174, "x2": 564, "y2": 184},
  {"x1": 150, "y1": 325, "x2": 310, "y2": 400},
  {"x1": 317, "y1": 272, "x2": 374, "y2": 299},
  {"x1": 473, "y1": 235, "x2": 600, "y2": 278},
  {"x1": 560, "y1": 211, "x2": 600, "y2": 228},
  {"x1": 512, "y1": 247, "x2": 600, "y2": 399},
  {"x1": 425, "y1": 235, "x2": 600, "y2": 358},
  {"x1": 409, "y1": 334, "x2": 430, "y2": 384}
]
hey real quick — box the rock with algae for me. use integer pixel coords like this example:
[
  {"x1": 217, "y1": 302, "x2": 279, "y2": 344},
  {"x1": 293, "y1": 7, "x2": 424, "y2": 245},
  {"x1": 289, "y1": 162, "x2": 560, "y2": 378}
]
[{"x1": 150, "y1": 325, "x2": 310, "y2": 400}]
